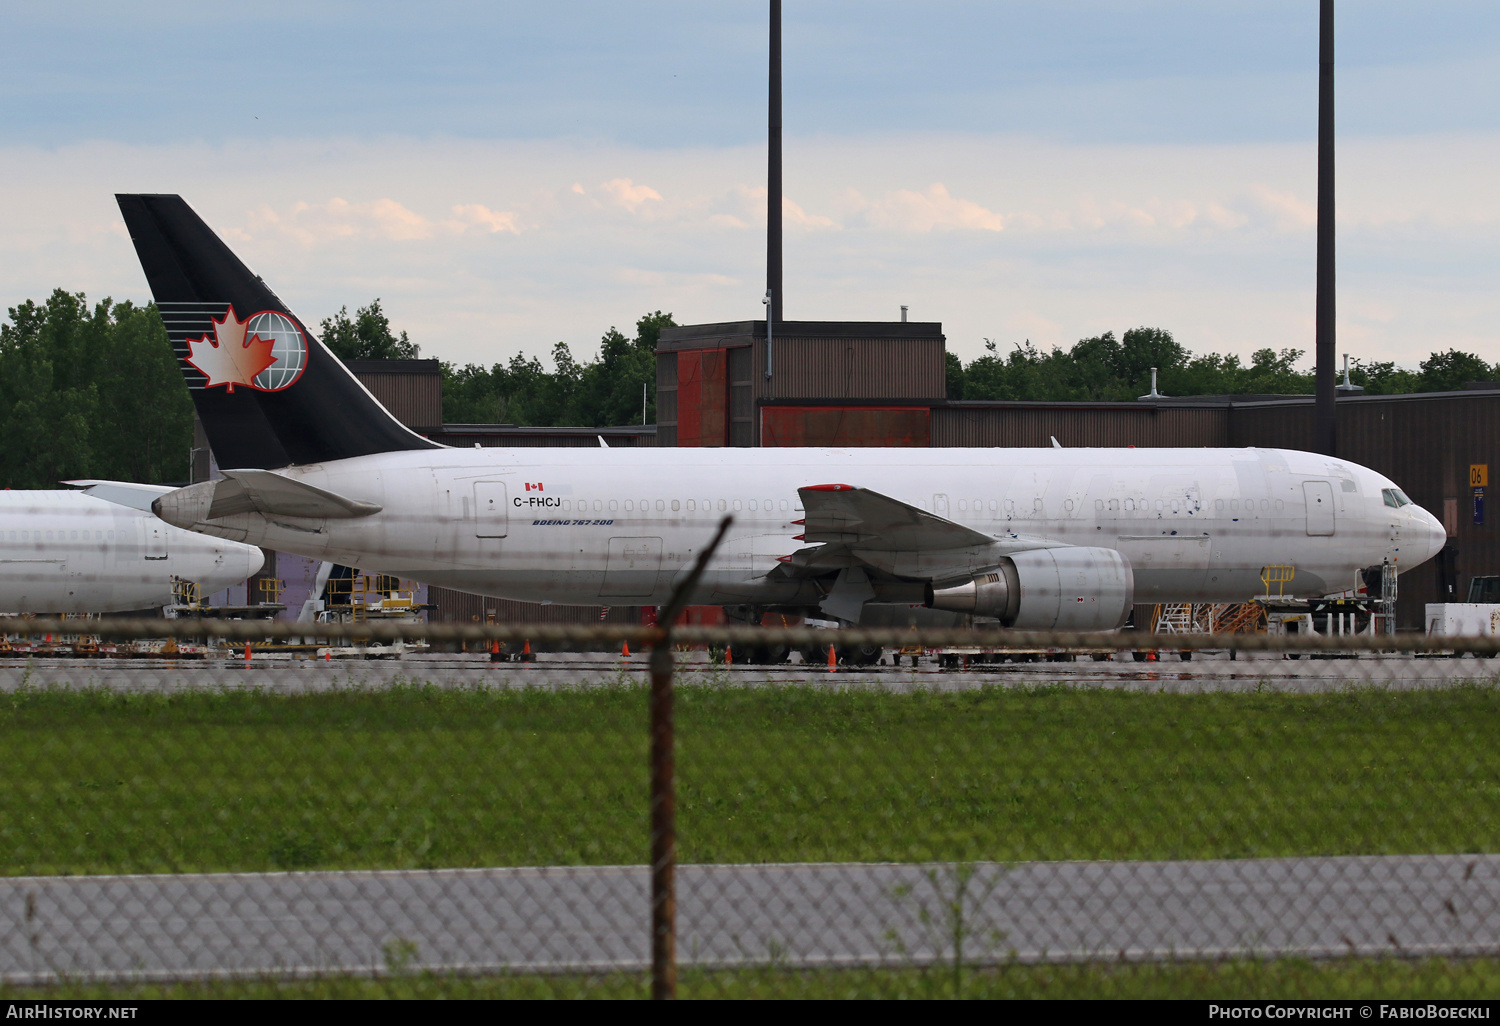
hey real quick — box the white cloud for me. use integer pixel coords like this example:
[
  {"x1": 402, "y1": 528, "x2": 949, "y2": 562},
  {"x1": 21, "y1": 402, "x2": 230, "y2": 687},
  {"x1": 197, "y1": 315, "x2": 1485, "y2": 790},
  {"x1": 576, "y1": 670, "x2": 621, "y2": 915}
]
[
  {"x1": 242, "y1": 196, "x2": 521, "y2": 244},
  {"x1": 448, "y1": 204, "x2": 521, "y2": 234},
  {"x1": 1245, "y1": 184, "x2": 1317, "y2": 232},
  {"x1": 729, "y1": 186, "x2": 846, "y2": 232},
  {"x1": 599, "y1": 177, "x2": 663, "y2": 213},
  {"x1": 853, "y1": 183, "x2": 1005, "y2": 233}
]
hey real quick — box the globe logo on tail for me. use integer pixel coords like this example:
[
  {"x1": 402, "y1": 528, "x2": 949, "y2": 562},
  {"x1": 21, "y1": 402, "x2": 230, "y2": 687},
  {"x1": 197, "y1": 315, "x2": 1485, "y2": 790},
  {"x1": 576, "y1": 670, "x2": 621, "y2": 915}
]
[{"x1": 184, "y1": 306, "x2": 308, "y2": 393}]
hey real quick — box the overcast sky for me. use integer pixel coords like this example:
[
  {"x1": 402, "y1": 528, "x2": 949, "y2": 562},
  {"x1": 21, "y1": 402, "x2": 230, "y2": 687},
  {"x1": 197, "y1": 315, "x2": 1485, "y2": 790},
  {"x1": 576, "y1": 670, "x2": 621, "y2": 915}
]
[{"x1": 4, "y1": 1, "x2": 1499, "y2": 368}]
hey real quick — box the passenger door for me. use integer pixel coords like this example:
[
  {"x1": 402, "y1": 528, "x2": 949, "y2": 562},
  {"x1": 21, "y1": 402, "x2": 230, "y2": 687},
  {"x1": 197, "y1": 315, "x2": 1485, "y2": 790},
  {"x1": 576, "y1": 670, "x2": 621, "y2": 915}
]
[{"x1": 1303, "y1": 480, "x2": 1335, "y2": 536}]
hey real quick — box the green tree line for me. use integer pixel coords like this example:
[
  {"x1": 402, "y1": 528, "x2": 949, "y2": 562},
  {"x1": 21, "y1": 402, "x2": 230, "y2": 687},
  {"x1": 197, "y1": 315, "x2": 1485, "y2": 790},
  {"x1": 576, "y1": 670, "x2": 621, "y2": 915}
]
[
  {"x1": 0, "y1": 290, "x2": 193, "y2": 490},
  {"x1": 946, "y1": 327, "x2": 1499, "y2": 401},
  {"x1": 4, "y1": 292, "x2": 1497, "y2": 489}
]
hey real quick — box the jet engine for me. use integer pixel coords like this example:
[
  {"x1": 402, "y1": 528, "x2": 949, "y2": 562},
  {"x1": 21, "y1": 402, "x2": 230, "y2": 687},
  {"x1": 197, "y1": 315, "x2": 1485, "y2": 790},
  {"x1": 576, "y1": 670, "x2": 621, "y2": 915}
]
[{"x1": 924, "y1": 547, "x2": 1134, "y2": 631}]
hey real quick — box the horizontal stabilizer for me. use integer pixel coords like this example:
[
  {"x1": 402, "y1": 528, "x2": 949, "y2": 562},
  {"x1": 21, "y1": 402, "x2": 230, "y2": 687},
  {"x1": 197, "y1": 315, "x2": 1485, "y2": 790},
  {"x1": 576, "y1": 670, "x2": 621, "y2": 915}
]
[
  {"x1": 211, "y1": 470, "x2": 382, "y2": 520},
  {"x1": 151, "y1": 471, "x2": 381, "y2": 528},
  {"x1": 64, "y1": 480, "x2": 176, "y2": 513},
  {"x1": 797, "y1": 484, "x2": 993, "y2": 550}
]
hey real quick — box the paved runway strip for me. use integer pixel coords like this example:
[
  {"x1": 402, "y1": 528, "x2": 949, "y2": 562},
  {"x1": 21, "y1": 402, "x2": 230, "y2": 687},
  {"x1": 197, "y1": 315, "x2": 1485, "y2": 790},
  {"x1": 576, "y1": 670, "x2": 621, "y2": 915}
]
[
  {"x1": 1, "y1": 651, "x2": 1497, "y2": 694},
  {"x1": 2, "y1": 855, "x2": 1496, "y2": 981}
]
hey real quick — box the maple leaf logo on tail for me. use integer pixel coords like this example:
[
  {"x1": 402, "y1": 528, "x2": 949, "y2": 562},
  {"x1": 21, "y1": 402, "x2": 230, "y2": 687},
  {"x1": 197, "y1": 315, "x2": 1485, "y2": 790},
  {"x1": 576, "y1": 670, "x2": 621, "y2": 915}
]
[{"x1": 185, "y1": 306, "x2": 279, "y2": 392}]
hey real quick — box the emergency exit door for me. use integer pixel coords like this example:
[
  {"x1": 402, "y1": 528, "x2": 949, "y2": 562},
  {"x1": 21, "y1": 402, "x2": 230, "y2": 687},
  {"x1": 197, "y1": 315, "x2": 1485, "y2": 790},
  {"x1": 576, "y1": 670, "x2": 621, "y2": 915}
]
[
  {"x1": 145, "y1": 523, "x2": 168, "y2": 559},
  {"x1": 474, "y1": 481, "x2": 508, "y2": 538}
]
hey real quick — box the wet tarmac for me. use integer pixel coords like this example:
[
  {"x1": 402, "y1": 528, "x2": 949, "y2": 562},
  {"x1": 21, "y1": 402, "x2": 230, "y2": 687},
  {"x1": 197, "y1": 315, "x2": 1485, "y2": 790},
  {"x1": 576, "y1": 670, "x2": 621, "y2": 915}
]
[{"x1": 1, "y1": 648, "x2": 1497, "y2": 693}]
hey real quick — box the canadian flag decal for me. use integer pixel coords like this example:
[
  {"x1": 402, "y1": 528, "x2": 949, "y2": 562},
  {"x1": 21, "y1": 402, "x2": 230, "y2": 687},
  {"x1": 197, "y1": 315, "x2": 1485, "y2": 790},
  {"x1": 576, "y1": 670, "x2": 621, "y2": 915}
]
[{"x1": 524, "y1": 482, "x2": 544, "y2": 492}]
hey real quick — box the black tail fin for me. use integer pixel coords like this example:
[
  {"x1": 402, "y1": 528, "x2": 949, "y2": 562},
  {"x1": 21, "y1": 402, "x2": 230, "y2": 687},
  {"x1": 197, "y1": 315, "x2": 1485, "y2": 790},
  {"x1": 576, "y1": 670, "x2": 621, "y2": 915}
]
[{"x1": 116, "y1": 194, "x2": 442, "y2": 470}]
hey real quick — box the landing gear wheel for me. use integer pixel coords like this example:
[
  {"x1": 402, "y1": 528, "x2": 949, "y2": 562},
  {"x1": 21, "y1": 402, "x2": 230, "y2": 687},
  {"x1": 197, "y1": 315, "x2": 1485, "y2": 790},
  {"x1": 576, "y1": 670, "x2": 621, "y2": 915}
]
[
  {"x1": 745, "y1": 644, "x2": 791, "y2": 665},
  {"x1": 836, "y1": 643, "x2": 883, "y2": 667}
]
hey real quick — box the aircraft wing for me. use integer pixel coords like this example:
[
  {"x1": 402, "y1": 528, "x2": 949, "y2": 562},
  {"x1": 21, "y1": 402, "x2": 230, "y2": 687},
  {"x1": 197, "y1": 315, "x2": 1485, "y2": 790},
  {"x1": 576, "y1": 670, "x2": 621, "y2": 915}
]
[
  {"x1": 64, "y1": 480, "x2": 176, "y2": 513},
  {"x1": 783, "y1": 484, "x2": 1057, "y2": 583},
  {"x1": 798, "y1": 484, "x2": 992, "y2": 550}
]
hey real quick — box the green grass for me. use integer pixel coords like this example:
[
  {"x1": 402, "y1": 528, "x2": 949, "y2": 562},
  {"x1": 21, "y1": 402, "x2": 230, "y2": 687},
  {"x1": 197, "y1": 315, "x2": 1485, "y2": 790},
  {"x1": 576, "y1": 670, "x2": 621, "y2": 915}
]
[
  {"x1": 2, "y1": 683, "x2": 1498, "y2": 875},
  {"x1": 5, "y1": 958, "x2": 1500, "y2": 999}
]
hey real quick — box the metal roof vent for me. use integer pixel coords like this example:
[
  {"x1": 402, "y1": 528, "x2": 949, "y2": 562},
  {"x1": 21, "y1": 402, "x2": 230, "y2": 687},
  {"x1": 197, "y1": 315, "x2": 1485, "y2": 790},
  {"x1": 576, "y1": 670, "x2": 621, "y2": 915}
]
[
  {"x1": 1336, "y1": 354, "x2": 1364, "y2": 395},
  {"x1": 1138, "y1": 367, "x2": 1167, "y2": 401}
]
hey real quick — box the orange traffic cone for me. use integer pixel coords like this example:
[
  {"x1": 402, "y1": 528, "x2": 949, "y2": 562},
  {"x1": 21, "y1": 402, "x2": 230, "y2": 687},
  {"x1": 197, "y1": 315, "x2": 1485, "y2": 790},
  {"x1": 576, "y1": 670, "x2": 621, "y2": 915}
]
[
  {"x1": 324, "y1": 648, "x2": 331, "y2": 662},
  {"x1": 828, "y1": 644, "x2": 837, "y2": 672},
  {"x1": 244, "y1": 642, "x2": 252, "y2": 662},
  {"x1": 725, "y1": 646, "x2": 732, "y2": 665},
  {"x1": 490, "y1": 639, "x2": 502, "y2": 663},
  {"x1": 522, "y1": 639, "x2": 533, "y2": 662},
  {"x1": 622, "y1": 641, "x2": 630, "y2": 658}
]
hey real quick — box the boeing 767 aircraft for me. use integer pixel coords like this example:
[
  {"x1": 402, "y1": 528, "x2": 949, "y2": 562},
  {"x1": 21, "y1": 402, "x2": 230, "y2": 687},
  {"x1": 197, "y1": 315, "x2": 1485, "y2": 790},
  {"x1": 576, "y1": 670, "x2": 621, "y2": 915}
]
[{"x1": 107, "y1": 194, "x2": 1446, "y2": 634}]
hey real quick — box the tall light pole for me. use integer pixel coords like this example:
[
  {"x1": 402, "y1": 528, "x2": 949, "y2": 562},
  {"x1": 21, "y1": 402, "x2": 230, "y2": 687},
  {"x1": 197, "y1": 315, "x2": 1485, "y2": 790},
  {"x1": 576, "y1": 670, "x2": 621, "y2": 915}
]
[
  {"x1": 1314, "y1": 0, "x2": 1337, "y2": 456},
  {"x1": 767, "y1": 0, "x2": 783, "y2": 331}
]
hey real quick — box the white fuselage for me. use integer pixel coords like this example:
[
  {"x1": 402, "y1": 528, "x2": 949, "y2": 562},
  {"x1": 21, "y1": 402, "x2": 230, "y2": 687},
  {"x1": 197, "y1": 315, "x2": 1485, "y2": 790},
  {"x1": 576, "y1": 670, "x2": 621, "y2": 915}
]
[
  {"x1": 175, "y1": 446, "x2": 1446, "y2": 608},
  {"x1": 0, "y1": 491, "x2": 265, "y2": 614}
]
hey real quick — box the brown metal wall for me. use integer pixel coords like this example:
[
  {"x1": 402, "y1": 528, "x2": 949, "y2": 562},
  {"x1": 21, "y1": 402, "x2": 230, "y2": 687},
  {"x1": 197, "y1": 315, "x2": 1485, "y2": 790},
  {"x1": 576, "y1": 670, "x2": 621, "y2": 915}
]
[
  {"x1": 657, "y1": 321, "x2": 948, "y2": 445},
  {"x1": 752, "y1": 336, "x2": 947, "y2": 402},
  {"x1": 351, "y1": 368, "x2": 443, "y2": 429},
  {"x1": 932, "y1": 404, "x2": 1229, "y2": 448},
  {"x1": 655, "y1": 353, "x2": 678, "y2": 447},
  {"x1": 761, "y1": 406, "x2": 931, "y2": 447}
]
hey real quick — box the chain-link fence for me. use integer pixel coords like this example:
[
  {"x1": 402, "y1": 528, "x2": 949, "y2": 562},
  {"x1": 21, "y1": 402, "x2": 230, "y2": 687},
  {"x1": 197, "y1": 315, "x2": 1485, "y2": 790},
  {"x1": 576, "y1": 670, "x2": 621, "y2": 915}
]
[{"x1": 1, "y1": 616, "x2": 1499, "y2": 999}]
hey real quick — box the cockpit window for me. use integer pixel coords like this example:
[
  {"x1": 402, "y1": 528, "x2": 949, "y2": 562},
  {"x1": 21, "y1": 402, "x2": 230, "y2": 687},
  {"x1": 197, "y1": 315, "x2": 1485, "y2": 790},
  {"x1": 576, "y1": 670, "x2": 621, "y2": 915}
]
[{"x1": 1382, "y1": 487, "x2": 1412, "y2": 508}]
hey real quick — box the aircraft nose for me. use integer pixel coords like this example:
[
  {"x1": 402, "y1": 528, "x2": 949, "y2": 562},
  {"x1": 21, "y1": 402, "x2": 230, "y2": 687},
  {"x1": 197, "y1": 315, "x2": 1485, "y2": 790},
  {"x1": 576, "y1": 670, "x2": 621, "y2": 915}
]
[{"x1": 1414, "y1": 507, "x2": 1447, "y2": 566}]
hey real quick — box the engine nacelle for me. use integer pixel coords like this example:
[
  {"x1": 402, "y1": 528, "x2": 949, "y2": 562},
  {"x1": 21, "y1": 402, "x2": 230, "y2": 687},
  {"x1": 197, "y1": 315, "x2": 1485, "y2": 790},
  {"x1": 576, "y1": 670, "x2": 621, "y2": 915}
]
[{"x1": 925, "y1": 547, "x2": 1135, "y2": 632}]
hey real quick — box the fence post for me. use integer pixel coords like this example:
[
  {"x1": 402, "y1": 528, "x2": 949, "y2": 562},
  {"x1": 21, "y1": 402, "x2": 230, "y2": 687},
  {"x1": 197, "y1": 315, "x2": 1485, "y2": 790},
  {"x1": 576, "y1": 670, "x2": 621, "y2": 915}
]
[
  {"x1": 646, "y1": 515, "x2": 733, "y2": 1000},
  {"x1": 649, "y1": 641, "x2": 676, "y2": 1000}
]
